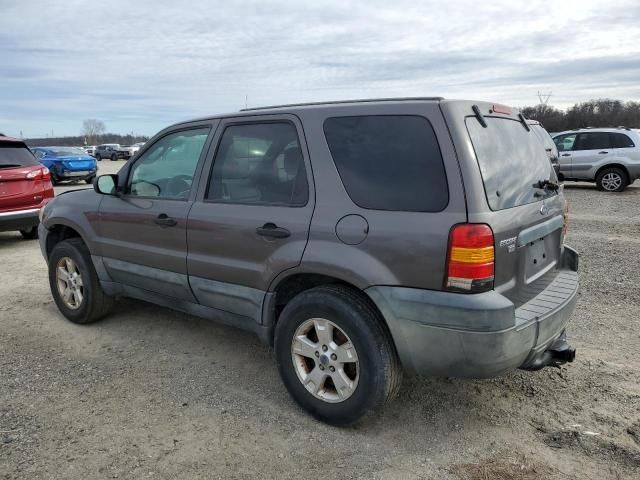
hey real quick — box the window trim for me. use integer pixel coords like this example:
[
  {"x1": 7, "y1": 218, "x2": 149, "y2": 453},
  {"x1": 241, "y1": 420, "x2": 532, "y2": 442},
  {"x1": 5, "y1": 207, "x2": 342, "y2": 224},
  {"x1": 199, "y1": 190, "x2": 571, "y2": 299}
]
[
  {"x1": 203, "y1": 119, "x2": 310, "y2": 208},
  {"x1": 122, "y1": 125, "x2": 212, "y2": 202},
  {"x1": 322, "y1": 114, "x2": 450, "y2": 213}
]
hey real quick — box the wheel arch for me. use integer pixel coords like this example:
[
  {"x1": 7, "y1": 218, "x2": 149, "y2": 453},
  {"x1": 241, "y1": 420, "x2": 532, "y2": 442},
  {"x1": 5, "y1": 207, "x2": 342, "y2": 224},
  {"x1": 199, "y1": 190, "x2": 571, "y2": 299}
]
[
  {"x1": 263, "y1": 272, "x2": 389, "y2": 347},
  {"x1": 595, "y1": 163, "x2": 630, "y2": 182},
  {"x1": 45, "y1": 222, "x2": 87, "y2": 259}
]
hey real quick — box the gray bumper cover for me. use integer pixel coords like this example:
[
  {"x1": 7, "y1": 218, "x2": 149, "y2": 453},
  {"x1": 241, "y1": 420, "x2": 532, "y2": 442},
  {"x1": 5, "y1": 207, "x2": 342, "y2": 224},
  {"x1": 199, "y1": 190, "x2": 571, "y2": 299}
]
[{"x1": 366, "y1": 246, "x2": 579, "y2": 378}]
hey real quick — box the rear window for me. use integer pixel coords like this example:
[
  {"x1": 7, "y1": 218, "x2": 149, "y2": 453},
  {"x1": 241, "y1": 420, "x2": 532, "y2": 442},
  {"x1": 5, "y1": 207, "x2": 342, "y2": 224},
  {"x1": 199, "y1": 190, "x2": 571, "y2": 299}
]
[
  {"x1": 466, "y1": 117, "x2": 556, "y2": 211},
  {"x1": 49, "y1": 147, "x2": 88, "y2": 156},
  {"x1": 323, "y1": 115, "x2": 448, "y2": 212},
  {"x1": 0, "y1": 143, "x2": 39, "y2": 168}
]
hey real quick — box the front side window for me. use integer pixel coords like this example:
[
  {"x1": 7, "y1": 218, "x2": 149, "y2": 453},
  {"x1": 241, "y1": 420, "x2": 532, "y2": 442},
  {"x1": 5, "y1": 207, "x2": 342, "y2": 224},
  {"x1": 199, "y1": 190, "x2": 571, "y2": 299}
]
[
  {"x1": 554, "y1": 134, "x2": 577, "y2": 152},
  {"x1": 206, "y1": 122, "x2": 308, "y2": 206},
  {"x1": 128, "y1": 128, "x2": 209, "y2": 199},
  {"x1": 574, "y1": 132, "x2": 612, "y2": 151},
  {"x1": 323, "y1": 115, "x2": 448, "y2": 212}
]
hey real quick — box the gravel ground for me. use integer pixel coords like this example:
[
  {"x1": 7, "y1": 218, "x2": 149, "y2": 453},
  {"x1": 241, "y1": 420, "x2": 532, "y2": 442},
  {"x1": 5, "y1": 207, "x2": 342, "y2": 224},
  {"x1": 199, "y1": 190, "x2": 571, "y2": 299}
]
[{"x1": 1, "y1": 166, "x2": 639, "y2": 479}]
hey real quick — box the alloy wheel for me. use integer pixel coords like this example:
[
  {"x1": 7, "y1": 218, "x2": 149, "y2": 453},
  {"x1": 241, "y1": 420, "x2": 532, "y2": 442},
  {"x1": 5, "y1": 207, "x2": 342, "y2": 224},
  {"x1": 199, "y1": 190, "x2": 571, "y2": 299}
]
[
  {"x1": 601, "y1": 172, "x2": 623, "y2": 191},
  {"x1": 291, "y1": 318, "x2": 359, "y2": 403},
  {"x1": 55, "y1": 257, "x2": 84, "y2": 309}
]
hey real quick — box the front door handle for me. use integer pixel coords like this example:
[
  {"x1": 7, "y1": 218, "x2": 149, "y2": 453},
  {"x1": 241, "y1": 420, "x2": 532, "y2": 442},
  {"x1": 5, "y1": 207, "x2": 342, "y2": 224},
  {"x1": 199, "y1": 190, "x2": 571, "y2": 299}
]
[
  {"x1": 256, "y1": 222, "x2": 291, "y2": 239},
  {"x1": 154, "y1": 213, "x2": 177, "y2": 227},
  {"x1": 598, "y1": 151, "x2": 609, "y2": 154},
  {"x1": 561, "y1": 153, "x2": 571, "y2": 157}
]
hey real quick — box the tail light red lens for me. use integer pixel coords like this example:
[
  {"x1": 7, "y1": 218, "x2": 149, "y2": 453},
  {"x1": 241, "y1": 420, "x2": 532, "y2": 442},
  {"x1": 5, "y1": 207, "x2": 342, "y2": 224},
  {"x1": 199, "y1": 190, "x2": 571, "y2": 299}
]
[
  {"x1": 445, "y1": 224, "x2": 495, "y2": 293},
  {"x1": 25, "y1": 167, "x2": 51, "y2": 180}
]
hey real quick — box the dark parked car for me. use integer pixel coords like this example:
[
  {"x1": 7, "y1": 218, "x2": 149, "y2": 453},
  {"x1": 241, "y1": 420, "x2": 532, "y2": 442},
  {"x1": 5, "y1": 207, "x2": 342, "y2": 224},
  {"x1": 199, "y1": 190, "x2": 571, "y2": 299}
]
[
  {"x1": 0, "y1": 136, "x2": 54, "y2": 238},
  {"x1": 94, "y1": 144, "x2": 123, "y2": 161},
  {"x1": 38, "y1": 98, "x2": 578, "y2": 424},
  {"x1": 32, "y1": 147, "x2": 98, "y2": 185}
]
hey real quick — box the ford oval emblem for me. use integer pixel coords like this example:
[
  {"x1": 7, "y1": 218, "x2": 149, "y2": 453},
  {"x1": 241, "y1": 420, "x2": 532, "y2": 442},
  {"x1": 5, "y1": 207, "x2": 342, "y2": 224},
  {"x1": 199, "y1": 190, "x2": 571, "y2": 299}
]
[{"x1": 540, "y1": 204, "x2": 549, "y2": 215}]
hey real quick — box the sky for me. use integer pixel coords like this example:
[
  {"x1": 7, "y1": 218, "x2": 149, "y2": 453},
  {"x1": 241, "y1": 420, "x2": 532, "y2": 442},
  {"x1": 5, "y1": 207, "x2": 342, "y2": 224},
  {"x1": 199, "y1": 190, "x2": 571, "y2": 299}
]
[{"x1": 1, "y1": 0, "x2": 639, "y2": 138}]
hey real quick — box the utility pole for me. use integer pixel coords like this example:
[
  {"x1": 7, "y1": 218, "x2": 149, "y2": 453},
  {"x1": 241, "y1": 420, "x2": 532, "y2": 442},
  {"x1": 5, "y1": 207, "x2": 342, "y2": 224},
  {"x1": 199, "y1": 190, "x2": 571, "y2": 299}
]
[{"x1": 537, "y1": 91, "x2": 553, "y2": 114}]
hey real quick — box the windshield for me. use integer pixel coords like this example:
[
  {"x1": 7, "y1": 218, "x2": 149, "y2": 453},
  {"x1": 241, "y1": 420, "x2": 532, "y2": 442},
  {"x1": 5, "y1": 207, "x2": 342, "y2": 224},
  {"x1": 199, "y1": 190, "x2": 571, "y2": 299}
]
[
  {"x1": 466, "y1": 117, "x2": 557, "y2": 211},
  {"x1": 49, "y1": 147, "x2": 89, "y2": 156},
  {"x1": 0, "y1": 143, "x2": 39, "y2": 167}
]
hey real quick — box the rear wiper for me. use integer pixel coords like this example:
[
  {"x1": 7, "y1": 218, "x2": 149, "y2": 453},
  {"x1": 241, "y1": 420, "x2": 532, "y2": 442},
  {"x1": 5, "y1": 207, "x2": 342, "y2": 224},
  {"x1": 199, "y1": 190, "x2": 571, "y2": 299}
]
[{"x1": 533, "y1": 179, "x2": 560, "y2": 192}]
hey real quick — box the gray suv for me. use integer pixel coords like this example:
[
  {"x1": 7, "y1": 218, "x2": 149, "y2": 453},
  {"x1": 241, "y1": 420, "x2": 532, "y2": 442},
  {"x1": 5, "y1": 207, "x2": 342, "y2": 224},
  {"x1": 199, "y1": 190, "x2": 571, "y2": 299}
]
[
  {"x1": 38, "y1": 98, "x2": 579, "y2": 425},
  {"x1": 552, "y1": 128, "x2": 640, "y2": 191}
]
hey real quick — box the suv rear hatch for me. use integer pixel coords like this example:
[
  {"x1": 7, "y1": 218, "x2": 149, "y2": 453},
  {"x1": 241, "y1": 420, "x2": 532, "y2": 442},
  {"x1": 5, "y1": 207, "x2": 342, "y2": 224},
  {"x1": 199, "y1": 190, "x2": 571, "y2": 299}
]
[
  {"x1": 0, "y1": 141, "x2": 47, "y2": 211},
  {"x1": 442, "y1": 101, "x2": 567, "y2": 306}
]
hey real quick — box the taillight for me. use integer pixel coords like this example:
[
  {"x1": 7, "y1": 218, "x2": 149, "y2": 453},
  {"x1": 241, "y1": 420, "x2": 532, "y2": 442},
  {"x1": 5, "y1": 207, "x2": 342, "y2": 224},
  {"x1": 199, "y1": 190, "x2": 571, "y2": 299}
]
[
  {"x1": 26, "y1": 169, "x2": 41, "y2": 179},
  {"x1": 26, "y1": 167, "x2": 50, "y2": 180},
  {"x1": 445, "y1": 224, "x2": 495, "y2": 293}
]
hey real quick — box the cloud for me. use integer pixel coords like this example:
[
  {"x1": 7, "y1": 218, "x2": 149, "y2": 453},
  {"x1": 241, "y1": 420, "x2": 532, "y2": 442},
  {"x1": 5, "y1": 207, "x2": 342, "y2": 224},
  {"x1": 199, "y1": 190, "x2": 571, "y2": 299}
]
[{"x1": 0, "y1": 0, "x2": 639, "y2": 137}]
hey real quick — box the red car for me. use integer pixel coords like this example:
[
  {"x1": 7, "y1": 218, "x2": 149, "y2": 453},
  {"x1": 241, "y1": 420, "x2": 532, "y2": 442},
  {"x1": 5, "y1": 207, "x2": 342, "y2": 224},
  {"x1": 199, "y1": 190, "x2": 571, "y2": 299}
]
[{"x1": 0, "y1": 135, "x2": 54, "y2": 239}]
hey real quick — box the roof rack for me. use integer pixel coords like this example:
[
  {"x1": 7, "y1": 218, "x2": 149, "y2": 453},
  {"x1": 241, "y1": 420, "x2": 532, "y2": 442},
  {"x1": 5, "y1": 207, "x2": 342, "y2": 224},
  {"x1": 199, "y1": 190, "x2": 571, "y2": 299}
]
[
  {"x1": 616, "y1": 126, "x2": 632, "y2": 130},
  {"x1": 240, "y1": 97, "x2": 444, "y2": 112}
]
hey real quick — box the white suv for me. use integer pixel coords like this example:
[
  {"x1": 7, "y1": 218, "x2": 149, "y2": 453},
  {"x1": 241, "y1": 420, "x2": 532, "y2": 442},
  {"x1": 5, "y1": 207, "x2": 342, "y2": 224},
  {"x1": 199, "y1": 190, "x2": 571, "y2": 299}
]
[{"x1": 552, "y1": 128, "x2": 640, "y2": 192}]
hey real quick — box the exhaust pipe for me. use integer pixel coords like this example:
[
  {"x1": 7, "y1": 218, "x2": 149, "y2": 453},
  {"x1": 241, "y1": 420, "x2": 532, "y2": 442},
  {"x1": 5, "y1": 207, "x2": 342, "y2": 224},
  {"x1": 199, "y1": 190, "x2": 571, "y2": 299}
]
[{"x1": 521, "y1": 331, "x2": 576, "y2": 371}]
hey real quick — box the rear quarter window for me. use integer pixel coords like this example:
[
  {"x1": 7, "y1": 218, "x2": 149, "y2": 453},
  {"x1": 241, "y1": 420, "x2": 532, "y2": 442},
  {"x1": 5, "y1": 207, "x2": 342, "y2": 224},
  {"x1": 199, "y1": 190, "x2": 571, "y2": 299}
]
[{"x1": 323, "y1": 115, "x2": 448, "y2": 212}]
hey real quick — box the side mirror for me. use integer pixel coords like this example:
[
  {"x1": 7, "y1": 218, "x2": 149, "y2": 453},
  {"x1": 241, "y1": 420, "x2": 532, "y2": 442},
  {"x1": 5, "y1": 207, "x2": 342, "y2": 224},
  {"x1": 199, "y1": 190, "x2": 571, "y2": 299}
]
[{"x1": 94, "y1": 174, "x2": 119, "y2": 196}]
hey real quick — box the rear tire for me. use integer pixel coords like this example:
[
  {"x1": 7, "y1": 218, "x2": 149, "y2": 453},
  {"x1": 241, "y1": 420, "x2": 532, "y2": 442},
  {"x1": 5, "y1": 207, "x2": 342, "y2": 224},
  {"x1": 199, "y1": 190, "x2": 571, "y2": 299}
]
[
  {"x1": 274, "y1": 285, "x2": 402, "y2": 425},
  {"x1": 596, "y1": 167, "x2": 627, "y2": 192},
  {"x1": 95, "y1": 154, "x2": 102, "y2": 161},
  {"x1": 110, "y1": 154, "x2": 117, "y2": 161},
  {"x1": 85, "y1": 176, "x2": 95, "y2": 184},
  {"x1": 19, "y1": 226, "x2": 38, "y2": 240},
  {"x1": 48, "y1": 238, "x2": 114, "y2": 324}
]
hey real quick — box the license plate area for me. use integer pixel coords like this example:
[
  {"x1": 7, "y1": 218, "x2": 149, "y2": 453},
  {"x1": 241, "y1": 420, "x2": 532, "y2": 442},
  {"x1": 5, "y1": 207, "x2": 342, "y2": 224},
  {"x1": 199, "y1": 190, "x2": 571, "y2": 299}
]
[
  {"x1": 66, "y1": 171, "x2": 89, "y2": 177},
  {"x1": 523, "y1": 235, "x2": 558, "y2": 282}
]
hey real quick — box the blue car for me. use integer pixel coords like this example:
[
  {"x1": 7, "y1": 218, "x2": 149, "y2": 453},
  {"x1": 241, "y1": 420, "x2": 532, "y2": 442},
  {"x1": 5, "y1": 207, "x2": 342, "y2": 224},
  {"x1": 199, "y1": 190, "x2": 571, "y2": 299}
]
[{"x1": 31, "y1": 147, "x2": 98, "y2": 185}]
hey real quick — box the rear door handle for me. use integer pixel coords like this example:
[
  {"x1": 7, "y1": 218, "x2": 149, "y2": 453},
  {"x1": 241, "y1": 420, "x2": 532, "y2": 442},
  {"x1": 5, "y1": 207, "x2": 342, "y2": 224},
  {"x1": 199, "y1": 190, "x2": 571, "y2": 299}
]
[
  {"x1": 154, "y1": 213, "x2": 177, "y2": 227},
  {"x1": 256, "y1": 222, "x2": 290, "y2": 239},
  {"x1": 598, "y1": 151, "x2": 609, "y2": 154},
  {"x1": 561, "y1": 153, "x2": 571, "y2": 157}
]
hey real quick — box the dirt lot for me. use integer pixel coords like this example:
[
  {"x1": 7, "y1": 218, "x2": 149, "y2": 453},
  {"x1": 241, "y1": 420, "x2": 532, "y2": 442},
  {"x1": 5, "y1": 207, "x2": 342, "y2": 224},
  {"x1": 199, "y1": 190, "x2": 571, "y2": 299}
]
[{"x1": 1, "y1": 164, "x2": 639, "y2": 479}]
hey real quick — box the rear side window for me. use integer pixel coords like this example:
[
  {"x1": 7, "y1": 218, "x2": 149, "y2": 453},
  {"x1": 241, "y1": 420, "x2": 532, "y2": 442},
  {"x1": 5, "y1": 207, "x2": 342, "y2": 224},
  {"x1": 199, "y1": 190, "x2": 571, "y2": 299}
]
[
  {"x1": 323, "y1": 115, "x2": 448, "y2": 212},
  {"x1": 612, "y1": 133, "x2": 635, "y2": 148},
  {"x1": 466, "y1": 117, "x2": 556, "y2": 211},
  {"x1": 575, "y1": 132, "x2": 612, "y2": 150},
  {"x1": 0, "y1": 143, "x2": 39, "y2": 167}
]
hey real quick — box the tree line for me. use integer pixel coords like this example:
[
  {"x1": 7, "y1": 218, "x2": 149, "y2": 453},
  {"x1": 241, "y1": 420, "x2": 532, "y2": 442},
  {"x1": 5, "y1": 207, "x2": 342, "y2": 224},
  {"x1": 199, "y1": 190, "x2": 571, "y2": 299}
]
[
  {"x1": 25, "y1": 119, "x2": 148, "y2": 147},
  {"x1": 521, "y1": 98, "x2": 640, "y2": 133},
  {"x1": 25, "y1": 133, "x2": 149, "y2": 147}
]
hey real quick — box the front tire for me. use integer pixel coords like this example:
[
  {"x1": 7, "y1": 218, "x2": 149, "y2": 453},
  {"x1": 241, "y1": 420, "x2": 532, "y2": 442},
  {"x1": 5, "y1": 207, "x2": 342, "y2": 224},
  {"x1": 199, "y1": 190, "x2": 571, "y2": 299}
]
[
  {"x1": 19, "y1": 226, "x2": 38, "y2": 239},
  {"x1": 48, "y1": 238, "x2": 114, "y2": 324},
  {"x1": 95, "y1": 154, "x2": 102, "y2": 161},
  {"x1": 110, "y1": 154, "x2": 118, "y2": 161},
  {"x1": 274, "y1": 285, "x2": 402, "y2": 425},
  {"x1": 596, "y1": 167, "x2": 627, "y2": 192}
]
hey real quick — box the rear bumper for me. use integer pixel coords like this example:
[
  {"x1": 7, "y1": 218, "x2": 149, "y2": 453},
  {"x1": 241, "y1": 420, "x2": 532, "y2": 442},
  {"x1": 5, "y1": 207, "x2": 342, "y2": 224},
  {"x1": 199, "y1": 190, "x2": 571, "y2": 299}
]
[
  {"x1": 0, "y1": 207, "x2": 40, "y2": 232},
  {"x1": 366, "y1": 246, "x2": 579, "y2": 378}
]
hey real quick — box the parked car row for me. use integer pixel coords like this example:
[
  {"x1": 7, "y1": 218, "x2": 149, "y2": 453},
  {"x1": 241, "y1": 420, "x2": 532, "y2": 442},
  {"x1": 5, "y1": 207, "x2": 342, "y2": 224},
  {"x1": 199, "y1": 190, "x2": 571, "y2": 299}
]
[{"x1": 82, "y1": 142, "x2": 145, "y2": 161}]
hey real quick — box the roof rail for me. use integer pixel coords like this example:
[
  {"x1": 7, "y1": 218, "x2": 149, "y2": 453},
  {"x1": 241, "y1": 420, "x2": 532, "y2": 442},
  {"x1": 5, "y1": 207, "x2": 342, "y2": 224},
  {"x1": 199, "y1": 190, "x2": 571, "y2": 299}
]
[
  {"x1": 240, "y1": 97, "x2": 444, "y2": 112},
  {"x1": 616, "y1": 125, "x2": 631, "y2": 130}
]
